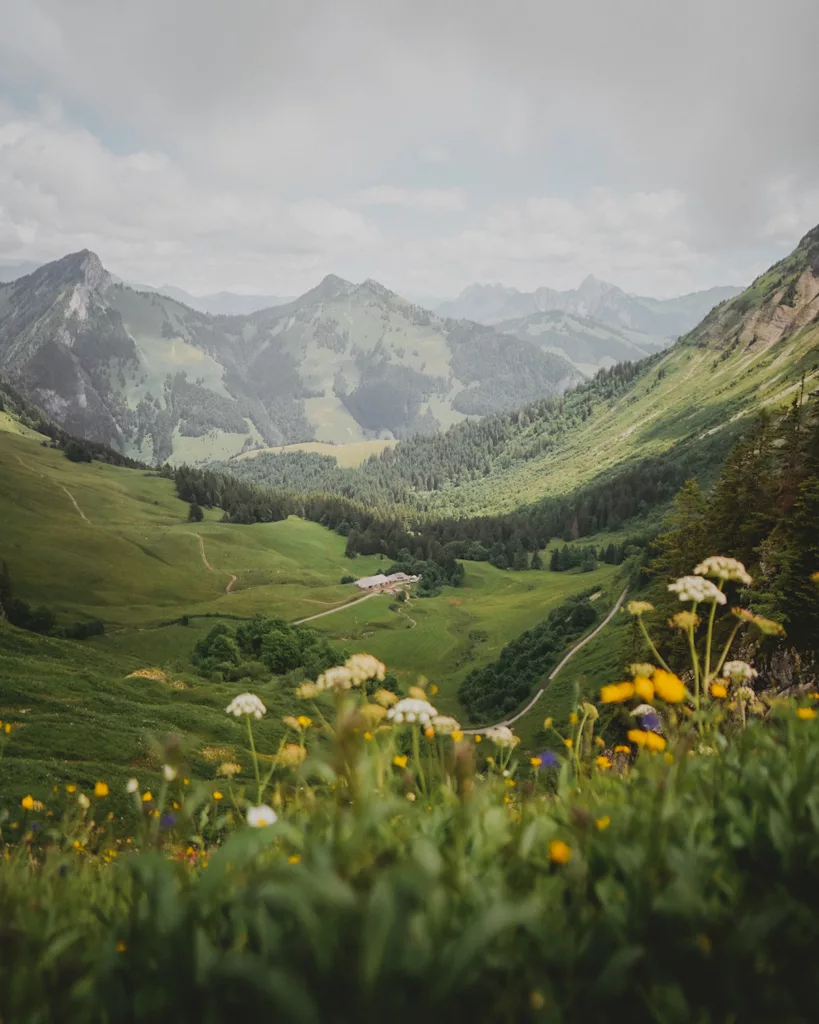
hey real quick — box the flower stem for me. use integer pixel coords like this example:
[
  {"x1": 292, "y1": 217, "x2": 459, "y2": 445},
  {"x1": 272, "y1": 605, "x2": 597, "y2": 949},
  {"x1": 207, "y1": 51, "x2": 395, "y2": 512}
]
[
  {"x1": 703, "y1": 584, "x2": 724, "y2": 688},
  {"x1": 412, "y1": 726, "x2": 427, "y2": 795},
  {"x1": 638, "y1": 617, "x2": 672, "y2": 672},
  {"x1": 246, "y1": 715, "x2": 262, "y2": 804}
]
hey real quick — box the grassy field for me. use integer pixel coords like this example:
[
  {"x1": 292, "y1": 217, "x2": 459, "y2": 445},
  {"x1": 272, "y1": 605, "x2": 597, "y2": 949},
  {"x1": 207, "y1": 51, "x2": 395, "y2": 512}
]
[
  {"x1": 307, "y1": 561, "x2": 621, "y2": 713},
  {"x1": 0, "y1": 426, "x2": 625, "y2": 719},
  {"x1": 234, "y1": 439, "x2": 398, "y2": 467},
  {"x1": 0, "y1": 619, "x2": 299, "y2": 803}
]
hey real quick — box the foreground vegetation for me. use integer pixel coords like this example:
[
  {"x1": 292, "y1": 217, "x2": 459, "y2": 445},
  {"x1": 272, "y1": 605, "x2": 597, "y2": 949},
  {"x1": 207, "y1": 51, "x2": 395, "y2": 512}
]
[{"x1": 2, "y1": 558, "x2": 819, "y2": 1022}]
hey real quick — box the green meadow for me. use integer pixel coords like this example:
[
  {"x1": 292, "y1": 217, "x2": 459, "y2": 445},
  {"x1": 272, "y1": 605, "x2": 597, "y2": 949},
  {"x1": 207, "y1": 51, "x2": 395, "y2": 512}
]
[{"x1": 0, "y1": 426, "x2": 624, "y2": 737}]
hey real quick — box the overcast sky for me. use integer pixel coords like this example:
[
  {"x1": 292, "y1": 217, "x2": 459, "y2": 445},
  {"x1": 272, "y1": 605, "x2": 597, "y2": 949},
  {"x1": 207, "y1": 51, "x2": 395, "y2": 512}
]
[{"x1": 1, "y1": 0, "x2": 818, "y2": 300}]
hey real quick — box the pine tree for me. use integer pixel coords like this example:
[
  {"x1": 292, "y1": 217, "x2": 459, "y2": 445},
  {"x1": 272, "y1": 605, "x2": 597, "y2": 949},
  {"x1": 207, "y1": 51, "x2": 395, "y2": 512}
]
[
  {"x1": 531, "y1": 550, "x2": 544, "y2": 570},
  {"x1": 652, "y1": 479, "x2": 708, "y2": 580}
]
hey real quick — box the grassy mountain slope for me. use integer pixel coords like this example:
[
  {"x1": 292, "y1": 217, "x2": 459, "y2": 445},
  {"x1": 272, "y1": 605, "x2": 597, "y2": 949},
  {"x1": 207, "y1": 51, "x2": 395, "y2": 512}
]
[
  {"x1": 246, "y1": 223, "x2": 817, "y2": 519},
  {"x1": 0, "y1": 256, "x2": 581, "y2": 464}
]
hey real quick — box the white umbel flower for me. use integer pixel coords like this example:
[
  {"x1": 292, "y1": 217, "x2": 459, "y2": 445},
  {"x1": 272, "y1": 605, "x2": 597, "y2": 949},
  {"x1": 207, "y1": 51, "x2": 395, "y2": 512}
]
[
  {"x1": 246, "y1": 804, "x2": 278, "y2": 828},
  {"x1": 126, "y1": 778, "x2": 139, "y2": 794},
  {"x1": 226, "y1": 693, "x2": 267, "y2": 719},
  {"x1": 315, "y1": 666, "x2": 355, "y2": 692},
  {"x1": 162, "y1": 764, "x2": 178, "y2": 781},
  {"x1": 736, "y1": 685, "x2": 756, "y2": 702},
  {"x1": 387, "y1": 697, "x2": 438, "y2": 725},
  {"x1": 345, "y1": 653, "x2": 386, "y2": 686},
  {"x1": 484, "y1": 725, "x2": 520, "y2": 749},
  {"x1": 668, "y1": 576, "x2": 727, "y2": 604},
  {"x1": 722, "y1": 660, "x2": 758, "y2": 683},
  {"x1": 431, "y1": 715, "x2": 461, "y2": 735},
  {"x1": 694, "y1": 556, "x2": 753, "y2": 586}
]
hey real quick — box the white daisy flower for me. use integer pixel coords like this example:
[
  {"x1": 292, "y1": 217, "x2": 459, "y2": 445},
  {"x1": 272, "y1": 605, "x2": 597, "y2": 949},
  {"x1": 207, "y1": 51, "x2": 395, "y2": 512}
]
[
  {"x1": 387, "y1": 697, "x2": 438, "y2": 725},
  {"x1": 225, "y1": 693, "x2": 267, "y2": 719},
  {"x1": 668, "y1": 576, "x2": 727, "y2": 604},
  {"x1": 246, "y1": 804, "x2": 278, "y2": 828}
]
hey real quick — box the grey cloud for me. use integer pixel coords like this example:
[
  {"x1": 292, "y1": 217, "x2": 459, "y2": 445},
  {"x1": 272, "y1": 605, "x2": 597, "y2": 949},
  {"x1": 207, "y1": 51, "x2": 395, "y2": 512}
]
[{"x1": 1, "y1": 0, "x2": 818, "y2": 295}]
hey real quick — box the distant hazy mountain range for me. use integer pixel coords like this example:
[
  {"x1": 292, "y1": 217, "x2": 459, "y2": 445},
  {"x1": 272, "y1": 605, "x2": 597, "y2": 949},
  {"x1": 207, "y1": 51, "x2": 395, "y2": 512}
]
[
  {"x1": 130, "y1": 284, "x2": 295, "y2": 316},
  {"x1": 436, "y1": 277, "x2": 742, "y2": 335}
]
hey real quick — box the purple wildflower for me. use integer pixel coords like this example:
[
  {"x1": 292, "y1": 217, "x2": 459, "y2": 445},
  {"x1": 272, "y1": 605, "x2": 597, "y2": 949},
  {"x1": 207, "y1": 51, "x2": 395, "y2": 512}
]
[
  {"x1": 535, "y1": 750, "x2": 560, "y2": 769},
  {"x1": 160, "y1": 813, "x2": 177, "y2": 830}
]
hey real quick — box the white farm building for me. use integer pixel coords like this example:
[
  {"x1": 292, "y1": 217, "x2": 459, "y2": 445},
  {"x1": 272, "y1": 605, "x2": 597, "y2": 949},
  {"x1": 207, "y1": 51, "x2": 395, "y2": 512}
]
[{"x1": 354, "y1": 572, "x2": 421, "y2": 591}]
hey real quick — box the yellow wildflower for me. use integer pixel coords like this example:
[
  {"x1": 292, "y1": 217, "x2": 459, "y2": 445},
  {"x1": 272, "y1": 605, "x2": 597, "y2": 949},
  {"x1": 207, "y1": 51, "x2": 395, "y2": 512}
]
[
  {"x1": 543, "y1": 717, "x2": 553, "y2": 729},
  {"x1": 288, "y1": 854, "x2": 301, "y2": 864},
  {"x1": 548, "y1": 839, "x2": 572, "y2": 864},
  {"x1": 142, "y1": 791, "x2": 153, "y2": 803},
  {"x1": 797, "y1": 707, "x2": 817, "y2": 720},
  {"x1": 710, "y1": 682, "x2": 728, "y2": 699},
  {"x1": 363, "y1": 731, "x2": 374, "y2": 741},
  {"x1": 297, "y1": 715, "x2": 312, "y2": 729},
  {"x1": 278, "y1": 743, "x2": 306, "y2": 766},
  {"x1": 474, "y1": 735, "x2": 481, "y2": 743},
  {"x1": 563, "y1": 738, "x2": 573, "y2": 749},
  {"x1": 628, "y1": 729, "x2": 666, "y2": 751},
  {"x1": 664, "y1": 752, "x2": 674, "y2": 764},
  {"x1": 633, "y1": 676, "x2": 655, "y2": 701},
  {"x1": 66, "y1": 784, "x2": 77, "y2": 794},
  {"x1": 213, "y1": 790, "x2": 224, "y2": 800},
  {"x1": 116, "y1": 941, "x2": 127, "y2": 953},
  {"x1": 594, "y1": 736, "x2": 606, "y2": 748},
  {"x1": 653, "y1": 669, "x2": 686, "y2": 703},
  {"x1": 393, "y1": 755, "x2": 408, "y2": 768},
  {"x1": 600, "y1": 682, "x2": 635, "y2": 703},
  {"x1": 614, "y1": 744, "x2": 631, "y2": 754},
  {"x1": 595, "y1": 755, "x2": 612, "y2": 770},
  {"x1": 505, "y1": 778, "x2": 516, "y2": 788},
  {"x1": 21, "y1": 795, "x2": 34, "y2": 811},
  {"x1": 595, "y1": 816, "x2": 611, "y2": 831},
  {"x1": 569, "y1": 712, "x2": 578, "y2": 725},
  {"x1": 530, "y1": 756, "x2": 542, "y2": 766},
  {"x1": 669, "y1": 611, "x2": 699, "y2": 631},
  {"x1": 94, "y1": 781, "x2": 109, "y2": 798},
  {"x1": 424, "y1": 726, "x2": 435, "y2": 739},
  {"x1": 429, "y1": 684, "x2": 439, "y2": 695},
  {"x1": 451, "y1": 730, "x2": 464, "y2": 742}
]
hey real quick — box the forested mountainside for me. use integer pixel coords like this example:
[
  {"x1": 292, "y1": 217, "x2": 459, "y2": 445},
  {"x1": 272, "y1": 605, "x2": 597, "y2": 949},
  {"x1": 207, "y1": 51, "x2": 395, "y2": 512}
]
[
  {"x1": 230, "y1": 223, "x2": 819, "y2": 519},
  {"x1": 0, "y1": 253, "x2": 580, "y2": 464}
]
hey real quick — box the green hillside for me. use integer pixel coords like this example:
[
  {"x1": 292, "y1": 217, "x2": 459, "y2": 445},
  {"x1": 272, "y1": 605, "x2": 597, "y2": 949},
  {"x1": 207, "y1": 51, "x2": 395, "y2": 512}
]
[{"x1": 0, "y1": 425, "x2": 622, "y2": 727}]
